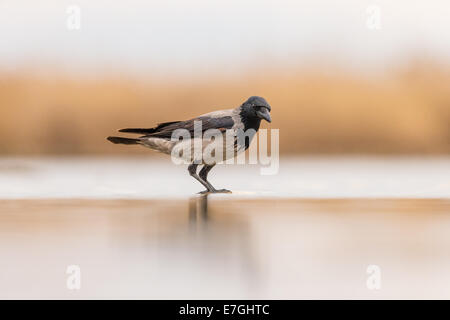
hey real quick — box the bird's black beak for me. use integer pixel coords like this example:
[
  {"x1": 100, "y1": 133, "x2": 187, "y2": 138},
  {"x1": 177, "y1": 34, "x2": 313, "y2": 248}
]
[{"x1": 256, "y1": 107, "x2": 272, "y2": 123}]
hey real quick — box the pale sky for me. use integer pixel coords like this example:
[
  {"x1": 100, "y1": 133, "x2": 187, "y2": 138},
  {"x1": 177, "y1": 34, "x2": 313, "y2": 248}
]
[{"x1": 1, "y1": 0, "x2": 449, "y2": 75}]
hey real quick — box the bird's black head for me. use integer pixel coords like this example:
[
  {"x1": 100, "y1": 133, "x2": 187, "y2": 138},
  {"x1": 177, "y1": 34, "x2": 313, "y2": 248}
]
[{"x1": 239, "y1": 96, "x2": 272, "y2": 131}]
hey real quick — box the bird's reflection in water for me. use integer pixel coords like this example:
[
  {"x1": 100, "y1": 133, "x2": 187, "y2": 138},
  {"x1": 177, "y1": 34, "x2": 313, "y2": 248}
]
[
  {"x1": 185, "y1": 194, "x2": 260, "y2": 288},
  {"x1": 107, "y1": 195, "x2": 261, "y2": 295},
  {"x1": 188, "y1": 194, "x2": 209, "y2": 225}
]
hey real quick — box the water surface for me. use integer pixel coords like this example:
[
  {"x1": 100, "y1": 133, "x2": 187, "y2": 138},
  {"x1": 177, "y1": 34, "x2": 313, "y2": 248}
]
[
  {"x1": 0, "y1": 198, "x2": 449, "y2": 299},
  {"x1": 1, "y1": 157, "x2": 449, "y2": 298},
  {"x1": 1, "y1": 156, "x2": 449, "y2": 199}
]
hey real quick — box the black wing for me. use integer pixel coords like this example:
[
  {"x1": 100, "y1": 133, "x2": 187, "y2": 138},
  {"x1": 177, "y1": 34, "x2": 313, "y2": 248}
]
[{"x1": 119, "y1": 116, "x2": 234, "y2": 139}]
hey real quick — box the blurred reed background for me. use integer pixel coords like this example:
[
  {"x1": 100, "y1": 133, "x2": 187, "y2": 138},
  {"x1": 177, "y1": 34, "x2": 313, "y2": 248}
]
[
  {"x1": 0, "y1": 0, "x2": 449, "y2": 155},
  {"x1": 1, "y1": 61, "x2": 449, "y2": 155}
]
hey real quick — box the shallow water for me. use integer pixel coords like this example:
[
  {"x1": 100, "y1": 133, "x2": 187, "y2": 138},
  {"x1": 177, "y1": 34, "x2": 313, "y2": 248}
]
[
  {"x1": 0, "y1": 156, "x2": 449, "y2": 198},
  {"x1": 0, "y1": 198, "x2": 449, "y2": 299},
  {"x1": 0, "y1": 157, "x2": 449, "y2": 299}
]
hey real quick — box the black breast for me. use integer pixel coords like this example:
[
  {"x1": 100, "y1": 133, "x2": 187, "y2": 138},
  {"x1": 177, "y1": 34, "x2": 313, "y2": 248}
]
[
  {"x1": 238, "y1": 108, "x2": 261, "y2": 150},
  {"x1": 239, "y1": 108, "x2": 262, "y2": 132}
]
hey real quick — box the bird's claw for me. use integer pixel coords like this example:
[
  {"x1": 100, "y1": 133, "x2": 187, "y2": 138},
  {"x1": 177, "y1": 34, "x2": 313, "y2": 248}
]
[
  {"x1": 198, "y1": 189, "x2": 232, "y2": 195},
  {"x1": 215, "y1": 189, "x2": 232, "y2": 193}
]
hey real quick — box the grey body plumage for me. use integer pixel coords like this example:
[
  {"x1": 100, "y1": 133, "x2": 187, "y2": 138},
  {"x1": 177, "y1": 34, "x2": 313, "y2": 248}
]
[{"x1": 107, "y1": 96, "x2": 272, "y2": 193}]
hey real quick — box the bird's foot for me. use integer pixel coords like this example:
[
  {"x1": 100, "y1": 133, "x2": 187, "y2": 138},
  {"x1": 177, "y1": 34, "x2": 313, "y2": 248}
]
[
  {"x1": 198, "y1": 189, "x2": 232, "y2": 194},
  {"x1": 214, "y1": 189, "x2": 232, "y2": 193}
]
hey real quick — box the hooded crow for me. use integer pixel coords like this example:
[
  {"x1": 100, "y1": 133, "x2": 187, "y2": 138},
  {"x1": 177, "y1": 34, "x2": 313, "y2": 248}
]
[{"x1": 107, "y1": 96, "x2": 272, "y2": 194}]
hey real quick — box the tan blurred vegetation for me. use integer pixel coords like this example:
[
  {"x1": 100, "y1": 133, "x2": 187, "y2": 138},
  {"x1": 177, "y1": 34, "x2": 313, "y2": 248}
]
[{"x1": 0, "y1": 62, "x2": 449, "y2": 155}]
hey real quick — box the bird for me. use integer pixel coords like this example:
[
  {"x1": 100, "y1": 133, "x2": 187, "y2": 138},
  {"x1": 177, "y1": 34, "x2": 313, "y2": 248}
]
[{"x1": 107, "y1": 96, "x2": 272, "y2": 194}]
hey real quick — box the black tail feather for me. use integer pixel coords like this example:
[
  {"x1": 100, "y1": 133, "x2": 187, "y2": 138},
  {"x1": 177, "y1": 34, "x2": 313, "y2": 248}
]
[
  {"x1": 118, "y1": 128, "x2": 157, "y2": 134},
  {"x1": 107, "y1": 136, "x2": 140, "y2": 145},
  {"x1": 118, "y1": 121, "x2": 182, "y2": 134}
]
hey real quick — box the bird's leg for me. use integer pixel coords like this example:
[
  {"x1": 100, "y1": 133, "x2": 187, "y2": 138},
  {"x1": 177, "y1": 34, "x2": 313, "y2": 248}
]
[
  {"x1": 198, "y1": 164, "x2": 217, "y2": 192},
  {"x1": 188, "y1": 163, "x2": 213, "y2": 193},
  {"x1": 199, "y1": 164, "x2": 231, "y2": 194}
]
